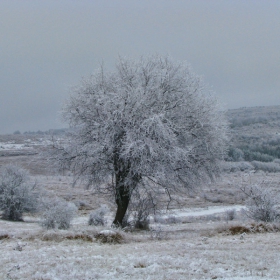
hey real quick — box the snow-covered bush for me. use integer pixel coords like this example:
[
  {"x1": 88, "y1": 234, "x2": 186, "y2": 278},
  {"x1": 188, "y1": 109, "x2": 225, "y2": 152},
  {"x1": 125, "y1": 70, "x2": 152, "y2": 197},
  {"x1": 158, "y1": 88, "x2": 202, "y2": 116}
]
[
  {"x1": 244, "y1": 150, "x2": 275, "y2": 162},
  {"x1": 221, "y1": 161, "x2": 254, "y2": 173},
  {"x1": 125, "y1": 191, "x2": 155, "y2": 230},
  {"x1": 74, "y1": 200, "x2": 91, "y2": 210},
  {"x1": 40, "y1": 196, "x2": 77, "y2": 229},
  {"x1": 227, "y1": 147, "x2": 244, "y2": 161},
  {"x1": 273, "y1": 158, "x2": 280, "y2": 164},
  {"x1": 132, "y1": 197, "x2": 152, "y2": 230},
  {"x1": 242, "y1": 185, "x2": 280, "y2": 222},
  {"x1": 251, "y1": 161, "x2": 280, "y2": 173},
  {"x1": 225, "y1": 209, "x2": 236, "y2": 221},
  {"x1": 88, "y1": 205, "x2": 108, "y2": 226},
  {"x1": 0, "y1": 165, "x2": 38, "y2": 221},
  {"x1": 150, "y1": 225, "x2": 168, "y2": 240}
]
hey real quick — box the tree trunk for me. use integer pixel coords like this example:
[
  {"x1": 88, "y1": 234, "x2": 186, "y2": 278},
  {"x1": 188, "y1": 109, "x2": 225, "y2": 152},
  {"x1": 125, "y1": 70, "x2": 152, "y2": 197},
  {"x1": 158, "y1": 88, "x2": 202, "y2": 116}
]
[
  {"x1": 112, "y1": 185, "x2": 130, "y2": 227},
  {"x1": 112, "y1": 134, "x2": 135, "y2": 227}
]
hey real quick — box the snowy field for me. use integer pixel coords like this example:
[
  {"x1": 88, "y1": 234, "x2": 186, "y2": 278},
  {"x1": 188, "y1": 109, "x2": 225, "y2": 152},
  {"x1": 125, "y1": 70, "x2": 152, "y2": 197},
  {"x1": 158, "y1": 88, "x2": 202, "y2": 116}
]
[
  {"x1": 1, "y1": 210, "x2": 280, "y2": 279},
  {"x1": 0, "y1": 138, "x2": 53, "y2": 151},
  {"x1": 1, "y1": 137, "x2": 280, "y2": 279},
  {"x1": 1, "y1": 180, "x2": 280, "y2": 280}
]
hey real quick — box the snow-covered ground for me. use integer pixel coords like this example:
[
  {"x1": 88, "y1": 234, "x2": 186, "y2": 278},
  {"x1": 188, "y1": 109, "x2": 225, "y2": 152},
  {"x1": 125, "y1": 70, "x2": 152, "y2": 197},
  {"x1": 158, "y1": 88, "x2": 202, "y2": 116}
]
[
  {"x1": 1, "y1": 203, "x2": 279, "y2": 280},
  {"x1": 0, "y1": 138, "x2": 53, "y2": 150},
  {"x1": 1, "y1": 228, "x2": 279, "y2": 280},
  {"x1": 1, "y1": 140, "x2": 280, "y2": 279},
  {"x1": 0, "y1": 142, "x2": 27, "y2": 150},
  {"x1": 160, "y1": 205, "x2": 245, "y2": 218}
]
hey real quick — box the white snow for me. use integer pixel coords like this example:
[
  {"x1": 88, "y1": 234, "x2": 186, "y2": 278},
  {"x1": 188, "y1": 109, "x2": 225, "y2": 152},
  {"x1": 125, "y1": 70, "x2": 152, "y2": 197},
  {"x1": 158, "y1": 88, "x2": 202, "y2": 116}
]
[
  {"x1": 0, "y1": 139, "x2": 54, "y2": 151},
  {"x1": 1, "y1": 203, "x2": 279, "y2": 280},
  {"x1": 0, "y1": 142, "x2": 27, "y2": 150},
  {"x1": 163, "y1": 205, "x2": 245, "y2": 218}
]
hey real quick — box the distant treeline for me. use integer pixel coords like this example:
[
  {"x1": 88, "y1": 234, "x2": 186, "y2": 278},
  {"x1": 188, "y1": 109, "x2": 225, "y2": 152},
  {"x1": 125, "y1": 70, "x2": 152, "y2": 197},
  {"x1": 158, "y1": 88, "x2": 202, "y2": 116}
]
[
  {"x1": 227, "y1": 111, "x2": 280, "y2": 128},
  {"x1": 15, "y1": 128, "x2": 68, "y2": 136},
  {"x1": 226, "y1": 105, "x2": 280, "y2": 162}
]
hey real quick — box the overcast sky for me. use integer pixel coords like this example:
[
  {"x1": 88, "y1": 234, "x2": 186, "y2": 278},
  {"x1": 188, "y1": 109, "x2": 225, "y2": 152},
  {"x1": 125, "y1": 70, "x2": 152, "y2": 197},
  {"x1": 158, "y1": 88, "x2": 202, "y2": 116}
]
[{"x1": 1, "y1": 0, "x2": 280, "y2": 134}]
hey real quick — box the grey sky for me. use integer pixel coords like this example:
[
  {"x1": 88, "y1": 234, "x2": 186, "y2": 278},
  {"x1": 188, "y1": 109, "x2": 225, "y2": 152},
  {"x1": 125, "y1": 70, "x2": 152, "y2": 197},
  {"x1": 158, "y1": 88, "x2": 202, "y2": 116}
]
[{"x1": 1, "y1": 0, "x2": 280, "y2": 134}]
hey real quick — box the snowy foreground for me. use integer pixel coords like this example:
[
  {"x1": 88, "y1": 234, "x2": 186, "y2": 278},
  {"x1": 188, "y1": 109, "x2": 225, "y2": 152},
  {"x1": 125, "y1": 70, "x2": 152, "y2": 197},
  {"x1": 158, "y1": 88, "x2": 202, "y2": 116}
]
[{"x1": 1, "y1": 205, "x2": 280, "y2": 280}]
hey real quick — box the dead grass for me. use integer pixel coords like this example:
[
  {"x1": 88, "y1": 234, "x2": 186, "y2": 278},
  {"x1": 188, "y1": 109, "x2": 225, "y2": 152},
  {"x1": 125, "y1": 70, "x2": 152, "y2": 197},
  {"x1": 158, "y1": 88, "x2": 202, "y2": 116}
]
[
  {"x1": 94, "y1": 230, "x2": 124, "y2": 244},
  {"x1": 228, "y1": 222, "x2": 280, "y2": 235},
  {"x1": 34, "y1": 227, "x2": 127, "y2": 244},
  {"x1": 0, "y1": 233, "x2": 10, "y2": 240},
  {"x1": 41, "y1": 232, "x2": 66, "y2": 242},
  {"x1": 41, "y1": 231, "x2": 94, "y2": 242},
  {"x1": 228, "y1": 225, "x2": 251, "y2": 235},
  {"x1": 65, "y1": 234, "x2": 93, "y2": 242},
  {"x1": 250, "y1": 222, "x2": 280, "y2": 233},
  {"x1": 133, "y1": 262, "x2": 147, "y2": 268}
]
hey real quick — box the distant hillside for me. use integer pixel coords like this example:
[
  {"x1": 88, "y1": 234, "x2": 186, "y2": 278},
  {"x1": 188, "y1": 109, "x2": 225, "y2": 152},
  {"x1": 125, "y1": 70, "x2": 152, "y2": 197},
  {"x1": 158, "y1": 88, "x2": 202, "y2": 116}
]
[
  {"x1": 226, "y1": 105, "x2": 280, "y2": 162},
  {"x1": 1, "y1": 105, "x2": 280, "y2": 164}
]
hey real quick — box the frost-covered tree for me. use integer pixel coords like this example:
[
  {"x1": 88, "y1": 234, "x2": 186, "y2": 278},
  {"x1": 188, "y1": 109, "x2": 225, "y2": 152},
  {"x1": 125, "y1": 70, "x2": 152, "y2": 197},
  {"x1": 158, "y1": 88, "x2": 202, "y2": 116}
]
[{"x1": 53, "y1": 55, "x2": 227, "y2": 226}]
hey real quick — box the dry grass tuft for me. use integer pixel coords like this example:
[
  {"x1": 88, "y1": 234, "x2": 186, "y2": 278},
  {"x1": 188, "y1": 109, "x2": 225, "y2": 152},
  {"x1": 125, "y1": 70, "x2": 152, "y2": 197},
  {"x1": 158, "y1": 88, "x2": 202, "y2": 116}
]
[
  {"x1": 0, "y1": 233, "x2": 10, "y2": 240},
  {"x1": 41, "y1": 231, "x2": 94, "y2": 242},
  {"x1": 41, "y1": 232, "x2": 65, "y2": 242},
  {"x1": 228, "y1": 223, "x2": 280, "y2": 235},
  {"x1": 228, "y1": 225, "x2": 251, "y2": 235},
  {"x1": 94, "y1": 230, "x2": 124, "y2": 244},
  {"x1": 134, "y1": 262, "x2": 147, "y2": 268},
  {"x1": 250, "y1": 222, "x2": 280, "y2": 233},
  {"x1": 65, "y1": 234, "x2": 93, "y2": 242}
]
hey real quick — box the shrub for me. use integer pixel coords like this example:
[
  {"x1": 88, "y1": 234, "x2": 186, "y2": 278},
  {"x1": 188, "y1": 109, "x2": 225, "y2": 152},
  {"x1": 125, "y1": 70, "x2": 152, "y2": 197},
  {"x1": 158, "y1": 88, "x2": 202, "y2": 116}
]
[
  {"x1": 75, "y1": 200, "x2": 91, "y2": 210},
  {"x1": 251, "y1": 161, "x2": 280, "y2": 173},
  {"x1": 40, "y1": 196, "x2": 77, "y2": 229},
  {"x1": 242, "y1": 185, "x2": 280, "y2": 222},
  {"x1": 273, "y1": 158, "x2": 280, "y2": 164},
  {"x1": 225, "y1": 209, "x2": 236, "y2": 221},
  {"x1": 150, "y1": 225, "x2": 168, "y2": 240},
  {"x1": 125, "y1": 191, "x2": 155, "y2": 230},
  {"x1": 244, "y1": 150, "x2": 274, "y2": 162},
  {"x1": 0, "y1": 165, "x2": 38, "y2": 221},
  {"x1": 227, "y1": 147, "x2": 244, "y2": 161},
  {"x1": 88, "y1": 205, "x2": 108, "y2": 226},
  {"x1": 221, "y1": 161, "x2": 254, "y2": 173}
]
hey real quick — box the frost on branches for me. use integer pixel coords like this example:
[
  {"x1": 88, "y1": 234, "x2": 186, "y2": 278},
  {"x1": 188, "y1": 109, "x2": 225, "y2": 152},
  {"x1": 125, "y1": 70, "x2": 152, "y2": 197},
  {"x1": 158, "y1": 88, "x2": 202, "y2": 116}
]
[{"x1": 52, "y1": 56, "x2": 228, "y2": 226}]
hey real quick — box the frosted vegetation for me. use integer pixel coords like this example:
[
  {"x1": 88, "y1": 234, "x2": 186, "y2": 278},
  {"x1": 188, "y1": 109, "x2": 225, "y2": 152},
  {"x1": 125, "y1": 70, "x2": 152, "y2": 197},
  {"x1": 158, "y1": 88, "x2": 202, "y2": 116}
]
[
  {"x1": 0, "y1": 165, "x2": 77, "y2": 230},
  {"x1": 0, "y1": 165, "x2": 38, "y2": 221},
  {"x1": 39, "y1": 196, "x2": 77, "y2": 229},
  {"x1": 242, "y1": 184, "x2": 280, "y2": 222},
  {"x1": 88, "y1": 205, "x2": 108, "y2": 226},
  {"x1": 226, "y1": 105, "x2": 280, "y2": 166},
  {"x1": 49, "y1": 55, "x2": 227, "y2": 226}
]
